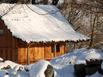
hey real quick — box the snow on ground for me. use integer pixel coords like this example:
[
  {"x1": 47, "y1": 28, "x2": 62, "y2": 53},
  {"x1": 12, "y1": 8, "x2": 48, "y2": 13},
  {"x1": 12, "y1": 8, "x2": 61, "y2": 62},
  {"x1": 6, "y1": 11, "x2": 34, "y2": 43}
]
[
  {"x1": 0, "y1": 48, "x2": 103, "y2": 77},
  {"x1": 0, "y1": 58, "x2": 3, "y2": 62},
  {"x1": 0, "y1": 60, "x2": 50, "y2": 77},
  {"x1": 54, "y1": 65, "x2": 75, "y2": 77},
  {"x1": 101, "y1": 62, "x2": 103, "y2": 70},
  {"x1": 28, "y1": 60, "x2": 50, "y2": 77},
  {"x1": 0, "y1": 60, "x2": 19, "y2": 69},
  {"x1": 86, "y1": 72, "x2": 102, "y2": 77},
  {"x1": 51, "y1": 48, "x2": 103, "y2": 68},
  {"x1": 51, "y1": 48, "x2": 103, "y2": 77}
]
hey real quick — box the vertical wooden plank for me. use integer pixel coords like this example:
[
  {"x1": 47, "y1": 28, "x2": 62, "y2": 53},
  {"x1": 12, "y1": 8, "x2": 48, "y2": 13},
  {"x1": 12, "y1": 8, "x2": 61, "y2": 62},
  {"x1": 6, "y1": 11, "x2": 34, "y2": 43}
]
[
  {"x1": 19, "y1": 48, "x2": 23, "y2": 64},
  {"x1": 22, "y1": 48, "x2": 26, "y2": 63},
  {"x1": 2, "y1": 49, "x2": 5, "y2": 60},
  {"x1": 34, "y1": 47, "x2": 38, "y2": 61},
  {"x1": 22, "y1": 48, "x2": 25, "y2": 63},
  {"x1": 33, "y1": 47, "x2": 35, "y2": 62},
  {"x1": 60, "y1": 44, "x2": 65, "y2": 55},
  {"x1": 30, "y1": 47, "x2": 36, "y2": 63},
  {"x1": 0, "y1": 49, "x2": 2, "y2": 59},
  {"x1": 36, "y1": 47, "x2": 40, "y2": 60},
  {"x1": 11, "y1": 37, "x2": 17, "y2": 62},
  {"x1": 34, "y1": 46, "x2": 44, "y2": 61},
  {"x1": 17, "y1": 48, "x2": 21, "y2": 63},
  {"x1": 44, "y1": 46, "x2": 53, "y2": 60},
  {"x1": 38, "y1": 46, "x2": 44, "y2": 60},
  {"x1": 29, "y1": 47, "x2": 33, "y2": 63},
  {"x1": 64, "y1": 43, "x2": 67, "y2": 53},
  {"x1": 32, "y1": 47, "x2": 35, "y2": 62},
  {"x1": 12, "y1": 48, "x2": 16, "y2": 62},
  {"x1": 6, "y1": 48, "x2": 7, "y2": 60},
  {"x1": 23, "y1": 48, "x2": 26, "y2": 64},
  {"x1": 0, "y1": 49, "x2": 4, "y2": 59},
  {"x1": 6, "y1": 48, "x2": 8, "y2": 60},
  {"x1": 11, "y1": 48, "x2": 13, "y2": 61},
  {"x1": 8, "y1": 48, "x2": 11, "y2": 60},
  {"x1": 38, "y1": 47, "x2": 42, "y2": 59},
  {"x1": 5, "y1": 48, "x2": 6, "y2": 60},
  {"x1": 41, "y1": 46, "x2": 44, "y2": 59}
]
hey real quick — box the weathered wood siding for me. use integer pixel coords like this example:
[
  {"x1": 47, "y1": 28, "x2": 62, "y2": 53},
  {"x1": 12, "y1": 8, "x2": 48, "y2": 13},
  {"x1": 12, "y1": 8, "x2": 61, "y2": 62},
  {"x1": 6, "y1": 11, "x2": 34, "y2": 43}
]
[
  {"x1": 0, "y1": 20, "x2": 12, "y2": 47},
  {"x1": 17, "y1": 44, "x2": 66, "y2": 64},
  {"x1": 44, "y1": 46, "x2": 53, "y2": 60},
  {"x1": 0, "y1": 20, "x2": 18, "y2": 62},
  {"x1": 0, "y1": 48, "x2": 18, "y2": 62},
  {"x1": 18, "y1": 48, "x2": 27, "y2": 64}
]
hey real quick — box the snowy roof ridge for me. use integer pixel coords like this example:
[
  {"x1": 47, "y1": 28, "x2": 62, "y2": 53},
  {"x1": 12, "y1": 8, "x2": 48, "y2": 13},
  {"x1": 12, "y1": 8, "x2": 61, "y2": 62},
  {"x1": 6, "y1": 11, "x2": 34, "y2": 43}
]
[{"x1": 0, "y1": 3, "x2": 89, "y2": 43}]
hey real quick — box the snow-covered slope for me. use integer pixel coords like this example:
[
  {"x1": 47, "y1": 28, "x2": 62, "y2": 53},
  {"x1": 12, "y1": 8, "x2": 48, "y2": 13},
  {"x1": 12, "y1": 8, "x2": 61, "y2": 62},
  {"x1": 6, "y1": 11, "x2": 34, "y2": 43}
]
[
  {"x1": 51, "y1": 48, "x2": 103, "y2": 77},
  {"x1": 51, "y1": 48, "x2": 103, "y2": 68}
]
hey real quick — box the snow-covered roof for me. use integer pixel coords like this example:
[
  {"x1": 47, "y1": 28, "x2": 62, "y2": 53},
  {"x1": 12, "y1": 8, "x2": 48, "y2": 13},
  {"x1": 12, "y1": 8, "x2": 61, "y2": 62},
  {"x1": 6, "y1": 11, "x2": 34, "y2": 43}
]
[{"x1": 0, "y1": 3, "x2": 89, "y2": 43}]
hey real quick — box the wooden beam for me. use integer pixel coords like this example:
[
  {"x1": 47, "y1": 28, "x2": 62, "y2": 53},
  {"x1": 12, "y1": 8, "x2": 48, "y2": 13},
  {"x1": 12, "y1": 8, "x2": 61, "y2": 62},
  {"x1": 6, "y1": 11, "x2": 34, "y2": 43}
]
[
  {"x1": 27, "y1": 46, "x2": 30, "y2": 65},
  {"x1": 54, "y1": 44, "x2": 57, "y2": 57}
]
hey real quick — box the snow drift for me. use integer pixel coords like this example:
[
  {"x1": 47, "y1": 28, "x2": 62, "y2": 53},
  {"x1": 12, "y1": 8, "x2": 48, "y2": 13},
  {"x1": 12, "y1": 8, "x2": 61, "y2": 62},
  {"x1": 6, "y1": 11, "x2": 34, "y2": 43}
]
[{"x1": 0, "y1": 48, "x2": 103, "y2": 77}]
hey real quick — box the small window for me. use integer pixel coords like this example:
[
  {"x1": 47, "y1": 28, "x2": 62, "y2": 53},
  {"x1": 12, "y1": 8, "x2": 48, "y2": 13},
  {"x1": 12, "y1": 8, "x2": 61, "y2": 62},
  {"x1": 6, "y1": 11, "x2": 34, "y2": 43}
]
[
  {"x1": 0, "y1": 29, "x2": 3, "y2": 35},
  {"x1": 52, "y1": 44, "x2": 60, "y2": 53}
]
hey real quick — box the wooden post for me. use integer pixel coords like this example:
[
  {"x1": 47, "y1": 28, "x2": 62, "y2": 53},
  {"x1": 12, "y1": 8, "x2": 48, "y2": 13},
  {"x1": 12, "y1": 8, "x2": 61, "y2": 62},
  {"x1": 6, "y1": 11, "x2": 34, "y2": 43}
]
[
  {"x1": 54, "y1": 44, "x2": 57, "y2": 57},
  {"x1": 27, "y1": 46, "x2": 30, "y2": 65},
  {"x1": 27, "y1": 42, "x2": 34, "y2": 64}
]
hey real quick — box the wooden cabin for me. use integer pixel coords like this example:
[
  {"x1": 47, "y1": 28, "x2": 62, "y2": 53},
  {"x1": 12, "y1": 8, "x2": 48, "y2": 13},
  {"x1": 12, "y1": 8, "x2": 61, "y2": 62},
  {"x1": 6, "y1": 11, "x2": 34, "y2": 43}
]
[
  {"x1": 0, "y1": 4, "x2": 89, "y2": 64},
  {"x1": 0, "y1": 20, "x2": 66, "y2": 64}
]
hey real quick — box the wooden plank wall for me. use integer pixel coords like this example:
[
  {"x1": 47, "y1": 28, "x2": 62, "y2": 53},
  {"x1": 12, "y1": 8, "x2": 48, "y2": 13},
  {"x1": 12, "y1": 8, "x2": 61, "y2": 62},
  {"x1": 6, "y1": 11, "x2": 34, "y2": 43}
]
[
  {"x1": 44, "y1": 46, "x2": 53, "y2": 60},
  {"x1": 18, "y1": 44, "x2": 66, "y2": 64},
  {"x1": 0, "y1": 48, "x2": 18, "y2": 62},
  {"x1": 18, "y1": 48, "x2": 27, "y2": 64},
  {"x1": 18, "y1": 46, "x2": 45, "y2": 64},
  {"x1": 0, "y1": 44, "x2": 66, "y2": 64}
]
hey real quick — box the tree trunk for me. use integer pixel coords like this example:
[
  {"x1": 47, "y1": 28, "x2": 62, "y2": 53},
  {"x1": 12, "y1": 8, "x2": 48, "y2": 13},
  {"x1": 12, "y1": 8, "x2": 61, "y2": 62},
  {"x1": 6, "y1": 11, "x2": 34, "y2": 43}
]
[{"x1": 89, "y1": 14, "x2": 97, "y2": 48}]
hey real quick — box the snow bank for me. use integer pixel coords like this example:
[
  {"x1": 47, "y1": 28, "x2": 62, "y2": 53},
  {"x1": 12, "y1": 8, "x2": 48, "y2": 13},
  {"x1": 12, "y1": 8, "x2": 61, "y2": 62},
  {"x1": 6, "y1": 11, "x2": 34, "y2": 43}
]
[
  {"x1": 51, "y1": 48, "x2": 103, "y2": 68},
  {"x1": 55, "y1": 65, "x2": 75, "y2": 77},
  {"x1": 0, "y1": 58, "x2": 3, "y2": 62},
  {"x1": 0, "y1": 60, "x2": 19, "y2": 69},
  {"x1": 28, "y1": 60, "x2": 50, "y2": 77},
  {"x1": 51, "y1": 48, "x2": 103, "y2": 77},
  {"x1": 0, "y1": 48, "x2": 103, "y2": 77},
  {"x1": 86, "y1": 49, "x2": 101, "y2": 61},
  {"x1": 0, "y1": 60, "x2": 51, "y2": 77},
  {"x1": 86, "y1": 72, "x2": 102, "y2": 77}
]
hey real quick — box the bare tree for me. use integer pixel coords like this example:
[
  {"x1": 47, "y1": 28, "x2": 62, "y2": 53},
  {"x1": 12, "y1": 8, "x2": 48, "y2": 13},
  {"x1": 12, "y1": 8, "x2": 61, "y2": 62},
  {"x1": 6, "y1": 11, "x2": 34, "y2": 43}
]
[{"x1": 59, "y1": 0, "x2": 103, "y2": 49}]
